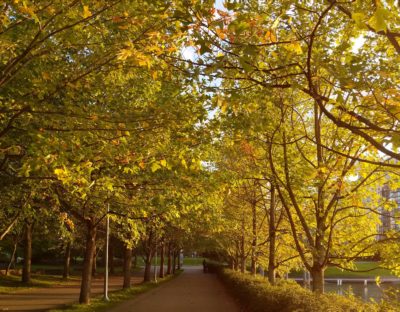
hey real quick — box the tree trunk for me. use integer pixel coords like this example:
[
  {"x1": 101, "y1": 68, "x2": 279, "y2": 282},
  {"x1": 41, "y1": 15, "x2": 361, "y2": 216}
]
[
  {"x1": 159, "y1": 243, "x2": 165, "y2": 278},
  {"x1": 79, "y1": 220, "x2": 97, "y2": 304},
  {"x1": 312, "y1": 99, "x2": 326, "y2": 295},
  {"x1": 240, "y1": 217, "x2": 245, "y2": 273},
  {"x1": 234, "y1": 243, "x2": 239, "y2": 271},
  {"x1": 143, "y1": 229, "x2": 154, "y2": 282},
  {"x1": 177, "y1": 249, "x2": 181, "y2": 270},
  {"x1": 92, "y1": 245, "x2": 97, "y2": 277},
  {"x1": 172, "y1": 250, "x2": 176, "y2": 274},
  {"x1": 166, "y1": 243, "x2": 172, "y2": 275},
  {"x1": 22, "y1": 222, "x2": 33, "y2": 283},
  {"x1": 123, "y1": 246, "x2": 132, "y2": 288},
  {"x1": 63, "y1": 241, "x2": 71, "y2": 279},
  {"x1": 311, "y1": 266, "x2": 325, "y2": 293},
  {"x1": 268, "y1": 185, "x2": 276, "y2": 285},
  {"x1": 133, "y1": 252, "x2": 137, "y2": 268},
  {"x1": 251, "y1": 201, "x2": 257, "y2": 275},
  {"x1": 6, "y1": 237, "x2": 18, "y2": 275},
  {"x1": 143, "y1": 258, "x2": 152, "y2": 282}
]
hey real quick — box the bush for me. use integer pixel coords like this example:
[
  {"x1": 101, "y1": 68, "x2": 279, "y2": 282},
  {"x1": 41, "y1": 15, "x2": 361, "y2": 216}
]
[{"x1": 216, "y1": 268, "x2": 383, "y2": 312}]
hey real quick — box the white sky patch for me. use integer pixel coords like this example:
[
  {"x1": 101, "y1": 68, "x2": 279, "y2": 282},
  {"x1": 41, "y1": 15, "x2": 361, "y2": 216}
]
[
  {"x1": 351, "y1": 35, "x2": 366, "y2": 53},
  {"x1": 215, "y1": 0, "x2": 225, "y2": 10},
  {"x1": 182, "y1": 46, "x2": 197, "y2": 61}
]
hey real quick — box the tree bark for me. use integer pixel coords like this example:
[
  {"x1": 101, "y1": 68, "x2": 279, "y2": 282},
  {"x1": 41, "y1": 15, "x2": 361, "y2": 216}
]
[
  {"x1": 22, "y1": 221, "x2": 33, "y2": 283},
  {"x1": 250, "y1": 200, "x2": 257, "y2": 275},
  {"x1": 166, "y1": 243, "x2": 172, "y2": 275},
  {"x1": 6, "y1": 237, "x2": 18, "y2": 276},
  {"x1": 311, "y1": 265, "x2": 325, "y2": 293},
  {"x1": 143, "y1": 229, "x2": 154, "y2": 282},
  {"x1": 240, "y1": 216, "x2": 245, "y2": 273},
  {"x1": 159, "y1": 242, "x2": 165, "y2": 278},
  {"x1": 63, "y1": 241, "x2": 71, "y2": 279},
  {"x1": 123, "y1": 246, "x2": 132, "y2": 288},
  {"x1": 177, "y1": 249, "x2": 181, "y2": 270},
  {"x1": 313, "y1": 102, "x2": 326, "y2": 294},
  {"x1": 172, "y1": 250, "x2": 176, "y2": 274},
  {"x1": 79, "y1": 219, "x2": 97, "y2": 304},
  {"x1": 133, "y1": 252, "x2": 137, "y2": 268},
  {"x1": 268, "y1": 185, "x2": 276, "y2": 285},
  {"x1": 143, "y1": 258, "x2": 152, "y2": 282},
  {"x1": 233, "y1": 242, "x2": 239, "y2": 271},
  {"x1": 92, "y1": 245, "x2": 97, "y2": 277}
]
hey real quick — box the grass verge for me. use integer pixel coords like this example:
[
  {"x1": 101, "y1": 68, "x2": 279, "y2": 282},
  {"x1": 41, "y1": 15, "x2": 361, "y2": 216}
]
[
  {"x1": 0, "y1": 274, "x2": 80, "y2": 294},
  {"x1": 50, "y1": 270, "x2": 182, "y2": 312}
]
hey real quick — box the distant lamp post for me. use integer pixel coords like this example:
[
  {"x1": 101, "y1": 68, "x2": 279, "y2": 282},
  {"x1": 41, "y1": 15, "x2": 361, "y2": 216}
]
[{"x1": 104, "y1": 203, "x2": 110, "y2": 301}]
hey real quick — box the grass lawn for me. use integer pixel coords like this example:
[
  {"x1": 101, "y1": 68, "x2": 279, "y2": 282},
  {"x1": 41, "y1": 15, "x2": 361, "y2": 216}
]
[
  {"x1": 0, "y1": 273, "x2": 80, "y2": 294},
  {"x1": 289, "y1": 261, "x2": 397, "y2": 278},
  {"x1": 49, "y1": 270, "x2": 182, "y2": 312}
]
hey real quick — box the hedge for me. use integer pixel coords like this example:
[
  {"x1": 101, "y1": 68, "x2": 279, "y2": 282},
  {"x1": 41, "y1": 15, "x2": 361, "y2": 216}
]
[{"x1": 210, "y1": 265, "x2": 397, "y2": 312}]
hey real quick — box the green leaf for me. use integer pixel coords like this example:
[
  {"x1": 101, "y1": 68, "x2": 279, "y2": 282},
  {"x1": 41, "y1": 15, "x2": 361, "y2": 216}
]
[{"x1": 238, "y1": 57, "x2": 253, "y2": 72}]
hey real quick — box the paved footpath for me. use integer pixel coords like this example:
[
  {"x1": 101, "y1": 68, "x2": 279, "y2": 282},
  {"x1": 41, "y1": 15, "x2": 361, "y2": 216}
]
[
  {"x1": 0, "y1": 275, "x2": 142, "y2": 311},
  {"x1": 109, "y1": 266, "x2": 240, "y2": 312}
]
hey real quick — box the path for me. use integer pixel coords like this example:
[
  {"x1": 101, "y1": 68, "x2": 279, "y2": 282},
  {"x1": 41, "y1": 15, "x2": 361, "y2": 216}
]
[
  {"x1": 0, "y1": 274, "x2": 142, "y2": 311},
  {"x1": 109, "y1": 266, "x2": 240, "y2": 312}
]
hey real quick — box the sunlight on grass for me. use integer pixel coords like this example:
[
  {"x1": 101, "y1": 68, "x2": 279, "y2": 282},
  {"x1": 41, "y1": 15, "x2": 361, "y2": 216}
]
[{"x1": 0, "y1": 274, "x2": 80, "y2": 294}]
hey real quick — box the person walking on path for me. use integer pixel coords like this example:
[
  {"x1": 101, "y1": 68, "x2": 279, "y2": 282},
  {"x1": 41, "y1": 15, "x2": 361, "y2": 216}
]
[{"x1": 202, "y1": 259, "x2": 208, "y2": 273}]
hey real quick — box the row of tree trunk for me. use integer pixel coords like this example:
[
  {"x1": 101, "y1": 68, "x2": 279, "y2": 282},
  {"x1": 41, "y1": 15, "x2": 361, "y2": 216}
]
[
  {"x1": 17, "y1": 217, "x2": 183, "y2": 305},
  {"x1": 229, "y1": 185, "x2": 278, "y2": 286}
]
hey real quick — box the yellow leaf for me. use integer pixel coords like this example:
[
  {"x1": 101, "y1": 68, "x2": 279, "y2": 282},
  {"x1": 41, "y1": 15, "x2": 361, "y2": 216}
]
[
  {"x1": 264, "y1": 30, "x2": 277, "y2": 43},
  {"x1": 271, "y1": 16, "x2": 281, "y2": 29},
  {"x1": 218, "y1": 97, "x2": 228, "y2": 113},
  {"x1": 82, "y1": 5, "x2": 92, "y2": 19},
  {"x1": 42, "y1": 72, "x2": 50, "y2": 80},
  {"x1": 139, "y1": 160, "x2": 145, "y2": 169},
  {"x1": 117, "y1": 48, "x2": 133, "y2": 61},
  {"x1": 160, "y1": 159, "x2": 167, "y2": 167},
  {"x1": 287, "y1": 42, "x2": 302, "y2": 55},
  {"x1": 181, "y1": 159, "x2": 187, "y2": 169},
  {"x1": 215, "y1": 28, "x2": 226, "y2": 40},
  {"x1": 54, "y1": 168, "x2": 64, "y2": 176},
  {"x1": 151, "y1": 162, "x2": 161, "y2": 172}
]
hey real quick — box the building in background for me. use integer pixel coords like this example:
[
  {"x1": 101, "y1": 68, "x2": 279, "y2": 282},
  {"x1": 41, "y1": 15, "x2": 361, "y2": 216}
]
[{"x1": 378, "y1": 184, "x2": 400, "y2": 240}]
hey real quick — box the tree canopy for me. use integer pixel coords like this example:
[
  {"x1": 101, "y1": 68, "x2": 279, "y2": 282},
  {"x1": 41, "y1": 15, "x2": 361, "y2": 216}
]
[{"x1": 1, "y1": 0, "x2": 400, "y2": 304}]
